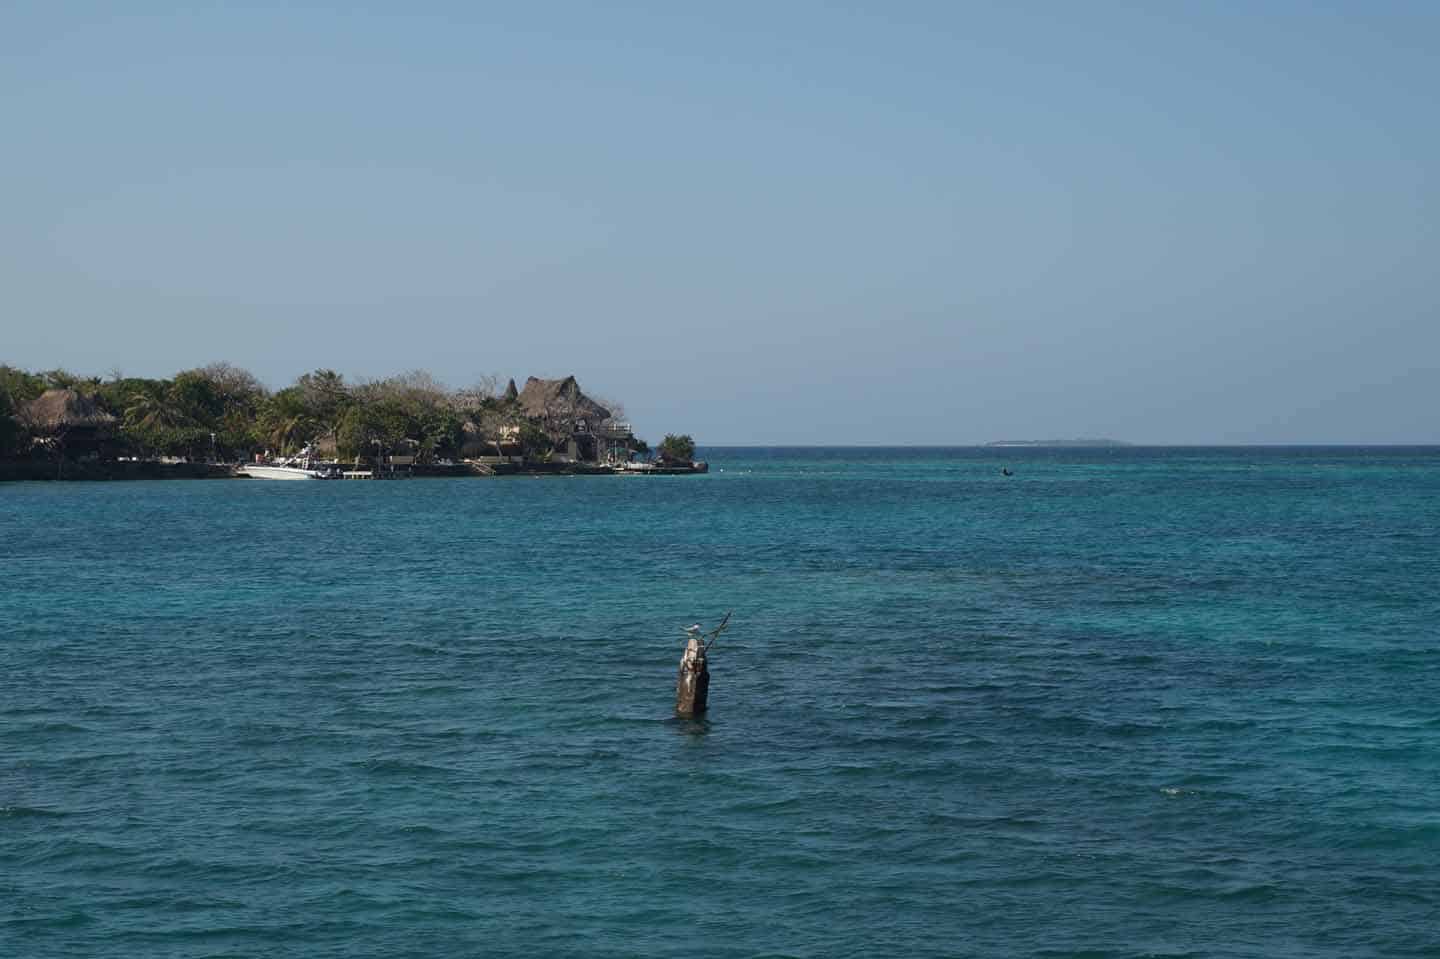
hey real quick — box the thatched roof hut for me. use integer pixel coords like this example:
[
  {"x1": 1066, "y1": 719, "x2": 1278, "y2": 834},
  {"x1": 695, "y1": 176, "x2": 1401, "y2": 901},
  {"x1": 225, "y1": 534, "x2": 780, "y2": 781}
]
[
  {"x1": 516, "y1": 376, "x2": 611, "y2": 424},
  {"x1": 18, "y1": 389, "x2": 116, "y2": 435}
]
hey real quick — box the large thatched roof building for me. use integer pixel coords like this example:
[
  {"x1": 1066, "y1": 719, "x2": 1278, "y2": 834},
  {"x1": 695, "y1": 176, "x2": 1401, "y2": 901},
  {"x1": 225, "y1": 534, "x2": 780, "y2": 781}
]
[
  {"x1": 456, "y1": 375, "x2": 634, "y2": 465},
  {"x1": 16, "y1": 389, "x2": 117, "y2": 459},
  {"x1": 18, "y1": 389, "x2": 116, "y2": 435},
  {"x1": 515, "y1": 376, "x2": 621, "y2": 463},
  {"x1": 516, "y1": 376, "x2": 611, "y2": 424}
]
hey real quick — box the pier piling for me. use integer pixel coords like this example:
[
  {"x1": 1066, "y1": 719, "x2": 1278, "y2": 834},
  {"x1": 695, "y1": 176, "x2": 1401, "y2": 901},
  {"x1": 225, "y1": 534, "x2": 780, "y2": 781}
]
[{"x1": 675, "y1": 613, "x2": 730, "y2": 718}]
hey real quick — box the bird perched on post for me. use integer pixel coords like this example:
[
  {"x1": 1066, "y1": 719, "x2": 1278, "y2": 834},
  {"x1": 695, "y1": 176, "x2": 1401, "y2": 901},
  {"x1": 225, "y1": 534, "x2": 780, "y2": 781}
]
[{"x1": 674, "y1": 614, "x2": 730, "y2": 718}]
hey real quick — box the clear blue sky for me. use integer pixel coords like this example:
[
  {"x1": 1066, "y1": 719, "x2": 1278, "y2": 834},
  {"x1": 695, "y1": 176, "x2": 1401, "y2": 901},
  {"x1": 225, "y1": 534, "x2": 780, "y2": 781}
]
[{"x1": 3, "y1": 2, "x2": 1437, "y2": 444}]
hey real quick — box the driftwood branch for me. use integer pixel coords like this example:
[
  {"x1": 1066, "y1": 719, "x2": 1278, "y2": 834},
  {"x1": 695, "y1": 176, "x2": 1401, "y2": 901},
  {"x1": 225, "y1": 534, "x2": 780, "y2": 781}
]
[{"x1": 703, "y1": 611, "x2": 733, "y2": 652}]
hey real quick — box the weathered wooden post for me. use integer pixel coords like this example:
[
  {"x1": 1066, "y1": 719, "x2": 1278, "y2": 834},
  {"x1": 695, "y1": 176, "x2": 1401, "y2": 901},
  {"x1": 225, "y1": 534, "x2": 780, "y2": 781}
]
[
  {"x1": 675, "y1": 613, "x2": 729, "y2": 718},
  {"x1": 675, "y1": 629, "x2": 709, "y2": 718}
]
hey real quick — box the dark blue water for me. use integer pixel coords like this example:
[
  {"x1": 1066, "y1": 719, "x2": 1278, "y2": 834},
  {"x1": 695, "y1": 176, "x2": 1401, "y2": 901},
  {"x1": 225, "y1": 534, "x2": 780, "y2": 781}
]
[{"x1": 4, "y1": 447, "x2": 1439, "y2": 957}]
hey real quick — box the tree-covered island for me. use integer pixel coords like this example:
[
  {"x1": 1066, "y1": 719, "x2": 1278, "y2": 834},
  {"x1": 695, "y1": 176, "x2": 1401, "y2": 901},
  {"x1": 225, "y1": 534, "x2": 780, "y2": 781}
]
[{"x1": 0, "y1": 363, "x2": 703, "y2": 480}]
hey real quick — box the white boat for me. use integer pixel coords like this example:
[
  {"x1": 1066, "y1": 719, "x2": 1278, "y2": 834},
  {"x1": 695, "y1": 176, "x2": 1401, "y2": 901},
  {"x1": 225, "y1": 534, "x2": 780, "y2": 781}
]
[
  {"x1": 239, "y1": 446, "x2": 341, "y2": 480},
  {"x1": 238, "y1": 463, "x2": 339, "y2": 480}
]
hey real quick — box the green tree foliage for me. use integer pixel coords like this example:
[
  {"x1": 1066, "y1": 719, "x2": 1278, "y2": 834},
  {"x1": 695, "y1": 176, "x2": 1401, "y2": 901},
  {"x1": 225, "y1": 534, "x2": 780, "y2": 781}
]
[
  {"x1": 168, "y1": 371, "x2": 223, "y2": 424},
  {"x1": 517, "y1": 420, "x2": 550, "y2": 460},
  {"x1": 333, "y1": 396, "x2": 465, "y2": 463},
  {"x1": 340, "y1": 372, "x2": 468, "y2": 462},
  {"x1": 40, "y1": 369, "x2": 93, "y2": 392},
  {"x1": 0, "y1": 365, "x2": 37, "y2": 455},
  {"x1": 413, "y1": 405, "x2": 464, "y2": 460},
  {"x1": 256, "y1": 388, "x2": 316, "y2": 456},
  {"x1": 0, "y1": 366, "x2": 46, "y2": 405},
  {"x1": 121, "y1": 386, "x2": 188, "y2": 457},
  {"x1": 658, "y1": 433, "x2": 695, "y2": 464},
  {"x1": 96, "y1": 377, "x2": 164, "y2": 419},
  {"x1": 100, "y1": 365, "x2": 268, "y2": 459},
  {"x1": 336, "y1": 399, "x2": 410, "y2": 461},
  {"x1": 0, "y1": 386, "x2": 20, "y2": 456},
  {"x1": 296, "y1": 369, "x2": 350, "y2": 444}
]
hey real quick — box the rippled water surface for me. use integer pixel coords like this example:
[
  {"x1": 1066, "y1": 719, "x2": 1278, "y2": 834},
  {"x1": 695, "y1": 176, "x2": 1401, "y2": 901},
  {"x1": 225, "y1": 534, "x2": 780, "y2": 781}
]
[{"x1": 4, "y1": 447, "x2": 1440, "y2": 957}]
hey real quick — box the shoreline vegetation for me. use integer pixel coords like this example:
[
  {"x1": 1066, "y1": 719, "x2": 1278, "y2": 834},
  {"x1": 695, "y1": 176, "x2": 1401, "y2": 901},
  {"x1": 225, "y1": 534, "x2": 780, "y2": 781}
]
[{"x1": 0, "y1": 364, "x2": 705, "y2": 481}]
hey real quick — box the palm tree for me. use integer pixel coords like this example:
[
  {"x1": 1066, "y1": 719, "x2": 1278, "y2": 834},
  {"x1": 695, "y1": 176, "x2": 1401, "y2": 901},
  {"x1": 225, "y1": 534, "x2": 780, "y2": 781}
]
[
  {"x1": 266, "y1": 414, "x2": 311, "y2": 454},
  {"x1": 124, "y1": 391, "x2": 188, "y2": 431},
  {"x1": 256, "y1": 389, "x2": 316, "y2": 456}
]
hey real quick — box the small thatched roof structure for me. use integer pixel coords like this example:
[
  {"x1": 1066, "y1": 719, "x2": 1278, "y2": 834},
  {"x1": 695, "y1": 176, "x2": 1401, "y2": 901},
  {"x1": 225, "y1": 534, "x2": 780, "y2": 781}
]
[
  {"x1": 18, "y1": 389, "x2": 116, "y2": 434},
  {"x1": 517, "y1": 376, "x2": 611, "y2": 424}
]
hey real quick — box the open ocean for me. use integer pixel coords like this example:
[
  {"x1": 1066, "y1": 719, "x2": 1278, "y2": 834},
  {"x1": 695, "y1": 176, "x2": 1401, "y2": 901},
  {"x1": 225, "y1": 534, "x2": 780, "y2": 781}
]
[{"x1": 3, "y1": 446, "x2": 1439, "y2": 958}]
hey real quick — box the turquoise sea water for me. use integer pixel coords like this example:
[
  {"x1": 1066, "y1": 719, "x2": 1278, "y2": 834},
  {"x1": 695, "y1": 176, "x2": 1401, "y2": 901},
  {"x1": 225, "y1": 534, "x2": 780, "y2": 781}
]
[{"x1": 3, "y1": 447, "x2": 1439, "y2": 958}]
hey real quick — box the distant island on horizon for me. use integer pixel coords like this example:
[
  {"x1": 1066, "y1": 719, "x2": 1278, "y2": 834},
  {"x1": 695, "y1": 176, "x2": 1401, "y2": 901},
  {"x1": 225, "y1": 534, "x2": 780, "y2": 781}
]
[{"x1": 984, "y1": 439, "x2": 1132, "y2": 448}]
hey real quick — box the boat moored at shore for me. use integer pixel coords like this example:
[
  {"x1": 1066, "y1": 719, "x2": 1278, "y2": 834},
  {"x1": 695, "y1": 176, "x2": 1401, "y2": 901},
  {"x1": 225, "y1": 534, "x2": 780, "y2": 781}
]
[
  {"x1": 237, "y1": 463, "x2": 341, "y2": 480},
  {"x1": 238, "y1": 447, "x2": 342, "y2": 480}
]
